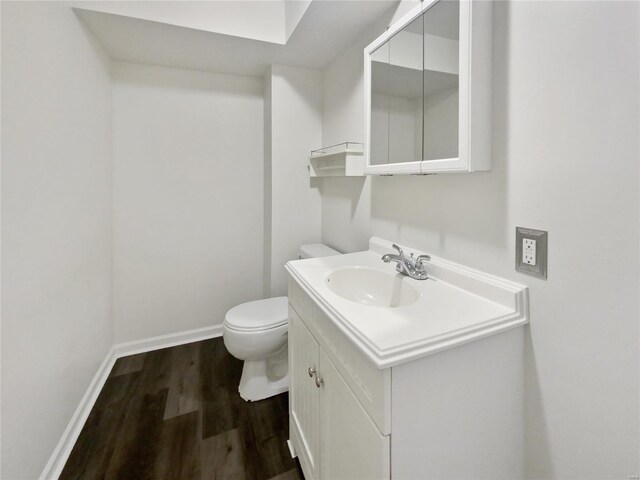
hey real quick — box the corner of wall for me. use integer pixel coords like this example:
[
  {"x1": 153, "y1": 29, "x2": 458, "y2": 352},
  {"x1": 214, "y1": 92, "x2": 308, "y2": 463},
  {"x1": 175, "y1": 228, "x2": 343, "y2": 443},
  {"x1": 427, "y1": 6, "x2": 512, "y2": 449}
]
[{"x1": 263, "y1": 68, "x2": 273, "y2": 298}]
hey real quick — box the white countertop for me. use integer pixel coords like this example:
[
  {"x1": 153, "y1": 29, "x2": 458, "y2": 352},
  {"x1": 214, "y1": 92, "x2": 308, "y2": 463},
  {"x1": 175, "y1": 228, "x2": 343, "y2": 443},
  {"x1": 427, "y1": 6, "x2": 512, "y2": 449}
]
[{"x1": 285, "y1": 237, "x2": 529, "y2": 368}]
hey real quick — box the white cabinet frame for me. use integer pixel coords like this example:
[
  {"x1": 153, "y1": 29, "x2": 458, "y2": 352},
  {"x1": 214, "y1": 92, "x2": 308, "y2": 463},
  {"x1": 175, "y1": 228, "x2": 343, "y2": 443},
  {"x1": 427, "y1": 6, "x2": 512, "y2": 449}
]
[{"x1": 364, "y1": 0, "x2": 492, "y2": 175}]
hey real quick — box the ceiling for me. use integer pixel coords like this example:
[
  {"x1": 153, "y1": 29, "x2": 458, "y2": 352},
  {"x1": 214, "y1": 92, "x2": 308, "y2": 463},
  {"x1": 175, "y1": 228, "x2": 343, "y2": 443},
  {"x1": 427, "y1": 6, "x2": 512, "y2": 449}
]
[{"x1": 74, "y1": 1, "x2": 400, "y2": 77}]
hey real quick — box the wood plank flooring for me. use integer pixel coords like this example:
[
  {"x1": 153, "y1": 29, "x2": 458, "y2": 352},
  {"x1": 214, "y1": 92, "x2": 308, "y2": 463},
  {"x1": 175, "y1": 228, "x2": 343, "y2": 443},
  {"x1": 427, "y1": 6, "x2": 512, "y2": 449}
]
[{"x1": 61, "y1": 338, "x2": 303, "y2": 480}]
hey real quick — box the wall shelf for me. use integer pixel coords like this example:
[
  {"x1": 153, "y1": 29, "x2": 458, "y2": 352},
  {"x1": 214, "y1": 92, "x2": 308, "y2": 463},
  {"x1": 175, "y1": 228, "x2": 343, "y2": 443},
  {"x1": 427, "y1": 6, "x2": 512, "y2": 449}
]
[{"x1": 309, "y1": 142, "x2": 364, "y2": 177}]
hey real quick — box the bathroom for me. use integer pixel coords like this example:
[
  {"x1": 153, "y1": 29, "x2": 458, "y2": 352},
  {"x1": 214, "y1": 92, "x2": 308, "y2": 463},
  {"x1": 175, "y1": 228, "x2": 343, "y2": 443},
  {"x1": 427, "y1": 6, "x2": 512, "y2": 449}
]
[{"x1": 1, "y1": 0, "x2": 639, "y2": 479}]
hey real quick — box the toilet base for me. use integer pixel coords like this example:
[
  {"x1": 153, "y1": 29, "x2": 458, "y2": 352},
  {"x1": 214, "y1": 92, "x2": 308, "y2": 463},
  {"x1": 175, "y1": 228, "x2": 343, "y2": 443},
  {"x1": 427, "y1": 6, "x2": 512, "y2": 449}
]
[{"x1": 238, "y1": 345, "x2": 289, "y2": 402}]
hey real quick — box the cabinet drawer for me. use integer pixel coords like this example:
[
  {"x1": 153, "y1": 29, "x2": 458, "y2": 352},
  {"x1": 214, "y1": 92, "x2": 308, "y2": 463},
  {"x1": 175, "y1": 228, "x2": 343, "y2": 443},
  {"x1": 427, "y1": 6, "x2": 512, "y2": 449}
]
[{"x1": 288, "y1": 277, "x2": 391, "y2": 435}]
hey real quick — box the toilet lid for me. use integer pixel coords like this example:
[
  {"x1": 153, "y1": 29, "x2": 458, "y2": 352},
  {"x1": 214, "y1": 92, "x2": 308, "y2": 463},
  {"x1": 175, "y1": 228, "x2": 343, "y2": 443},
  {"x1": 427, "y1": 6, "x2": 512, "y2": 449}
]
[
  {"x1": 224, "y1": 296, "x2": 288, "y2": 331},
  {"x1": 299, "y1": 243, "x2": 340, "y2": 259}
]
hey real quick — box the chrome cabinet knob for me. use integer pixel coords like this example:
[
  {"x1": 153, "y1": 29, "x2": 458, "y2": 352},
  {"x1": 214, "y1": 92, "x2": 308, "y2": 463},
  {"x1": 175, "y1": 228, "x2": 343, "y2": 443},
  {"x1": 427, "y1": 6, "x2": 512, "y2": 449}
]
[
  {"x1": 308, "y1": 366, "x2": 316, "y2": 377},
  {"x1": 315, "y1": 375, "x2": 323, "y2": 388}
]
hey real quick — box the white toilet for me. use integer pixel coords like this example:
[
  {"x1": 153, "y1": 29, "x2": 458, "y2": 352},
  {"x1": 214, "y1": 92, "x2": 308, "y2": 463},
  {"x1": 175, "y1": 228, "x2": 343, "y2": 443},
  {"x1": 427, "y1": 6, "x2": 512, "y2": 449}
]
[{"x1": 223, "y1": 243, "x2": 340, "y2": 402}]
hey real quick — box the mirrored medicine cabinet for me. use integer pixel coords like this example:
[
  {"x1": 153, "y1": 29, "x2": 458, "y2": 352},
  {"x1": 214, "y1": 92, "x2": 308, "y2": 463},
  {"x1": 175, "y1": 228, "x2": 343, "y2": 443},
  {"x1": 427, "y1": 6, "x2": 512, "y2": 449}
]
[{"x1": 364, "y1": 0, "x2": 492, "y2": 175}]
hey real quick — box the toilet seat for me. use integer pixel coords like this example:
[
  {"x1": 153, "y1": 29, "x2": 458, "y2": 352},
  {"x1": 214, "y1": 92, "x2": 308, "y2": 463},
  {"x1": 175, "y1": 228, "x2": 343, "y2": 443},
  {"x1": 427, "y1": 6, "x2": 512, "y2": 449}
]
[{"x1": 224, "y1": 296, "x2": 288, "y2": 332}]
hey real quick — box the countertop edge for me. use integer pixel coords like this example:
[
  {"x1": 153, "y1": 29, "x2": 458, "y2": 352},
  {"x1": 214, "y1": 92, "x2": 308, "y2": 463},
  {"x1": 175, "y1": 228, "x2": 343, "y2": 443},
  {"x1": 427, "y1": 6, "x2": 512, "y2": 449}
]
[{"x1": 285, "y1": 261, "x2": 530, "y2": 370}]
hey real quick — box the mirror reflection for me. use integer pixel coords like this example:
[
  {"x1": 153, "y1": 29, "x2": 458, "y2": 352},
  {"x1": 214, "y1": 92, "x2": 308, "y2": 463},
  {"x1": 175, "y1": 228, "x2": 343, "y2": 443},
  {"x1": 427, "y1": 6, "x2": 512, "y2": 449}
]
[
  {"x1": 423, "y1": 0, "x2": 459, "y2": 161},
  {"x1": 369, "y1": 0, "x2": 460, "y2": 166},
  {"x1": 370, "y1": 15, "x2": 423, "y2": 165}
]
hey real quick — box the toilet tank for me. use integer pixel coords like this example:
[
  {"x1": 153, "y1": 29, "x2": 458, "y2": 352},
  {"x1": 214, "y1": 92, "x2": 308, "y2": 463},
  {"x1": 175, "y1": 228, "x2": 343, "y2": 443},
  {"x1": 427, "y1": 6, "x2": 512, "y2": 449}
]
[{"x1": 299, "y1": 243, "x2": 340, "y2": 259}]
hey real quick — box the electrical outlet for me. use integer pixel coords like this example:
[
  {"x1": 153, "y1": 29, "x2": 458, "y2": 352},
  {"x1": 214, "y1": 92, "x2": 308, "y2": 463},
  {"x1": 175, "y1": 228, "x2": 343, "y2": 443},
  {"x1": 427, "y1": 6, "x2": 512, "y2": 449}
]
[
  {"x1": 516, "y1": 227, "x2": 548, "y2": 279},
  {"x1": 522, "y1": 238, "x2": 536, "y2": 265}
]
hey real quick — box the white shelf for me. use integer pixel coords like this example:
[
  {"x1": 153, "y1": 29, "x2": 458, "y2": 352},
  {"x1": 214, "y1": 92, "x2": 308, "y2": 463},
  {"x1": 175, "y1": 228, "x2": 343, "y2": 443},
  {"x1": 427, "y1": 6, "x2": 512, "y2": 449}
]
[{"x1": 309, "y1": 142, "x2": 364, "y2": 177}]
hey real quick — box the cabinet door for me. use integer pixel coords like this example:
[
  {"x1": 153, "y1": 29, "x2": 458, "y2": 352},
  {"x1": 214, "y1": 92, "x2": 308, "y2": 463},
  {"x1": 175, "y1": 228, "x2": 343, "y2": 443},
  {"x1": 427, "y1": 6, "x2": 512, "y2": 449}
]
[
  {"x1": 289, "y1": 309, "x2": 320, "y2": 480},
  {"x1": 319, "y1": 349, "x2": 390, "y2": 480},
  {"x1": 364, "y1": 0, "x2": 492, "y2": 174}
]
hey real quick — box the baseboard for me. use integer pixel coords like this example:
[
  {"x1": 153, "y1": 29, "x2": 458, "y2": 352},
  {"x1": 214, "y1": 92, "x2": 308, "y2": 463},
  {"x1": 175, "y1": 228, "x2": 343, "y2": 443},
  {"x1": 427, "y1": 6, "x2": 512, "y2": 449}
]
[
  {"x1": 39, "y1": 347, "x2": 118, "y2": 480},
  {"x1": 287, "y1": 439, "x2": 297, "y2": 459},
  {"x1": 113, "y1": 324, "x2": 223, "y2": 358},
  {"x1": 39, "y1": 324, "x2": 223, "y2": 480}
]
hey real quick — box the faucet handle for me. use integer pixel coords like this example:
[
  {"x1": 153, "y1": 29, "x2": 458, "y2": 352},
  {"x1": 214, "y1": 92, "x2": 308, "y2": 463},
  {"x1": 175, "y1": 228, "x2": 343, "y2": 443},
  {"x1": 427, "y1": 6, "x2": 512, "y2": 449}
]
[
  {"x1": 415, "y1": 254, "x2": 431, "y2": 270},
  {"x1": 392, "y1": 244, "x2": 404, "y2": 257}
]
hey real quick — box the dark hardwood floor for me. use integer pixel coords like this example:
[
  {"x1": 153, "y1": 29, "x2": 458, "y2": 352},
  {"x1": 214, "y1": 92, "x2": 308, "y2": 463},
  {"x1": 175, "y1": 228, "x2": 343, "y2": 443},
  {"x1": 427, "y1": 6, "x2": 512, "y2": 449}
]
[{"x1": 60, "y1": 338, "x2": 303, "y2": 480}]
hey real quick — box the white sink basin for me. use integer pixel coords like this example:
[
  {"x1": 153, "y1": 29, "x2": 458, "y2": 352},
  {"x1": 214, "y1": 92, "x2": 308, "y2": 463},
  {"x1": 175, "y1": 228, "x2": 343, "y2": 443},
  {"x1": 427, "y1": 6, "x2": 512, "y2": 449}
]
[{"x1": 326, "y1": 267, "x2": 420, "y2": 308}]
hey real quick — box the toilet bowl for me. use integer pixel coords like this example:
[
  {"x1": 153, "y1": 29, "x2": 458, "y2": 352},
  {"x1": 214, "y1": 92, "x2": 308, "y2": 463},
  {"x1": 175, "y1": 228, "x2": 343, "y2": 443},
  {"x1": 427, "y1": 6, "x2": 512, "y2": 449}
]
[
  {"x1": 223, "y1": 243, "x2": 340, "y2": 402},
  {"x1": 223, "y1": 297, "x2": 289, "y2": 401}
]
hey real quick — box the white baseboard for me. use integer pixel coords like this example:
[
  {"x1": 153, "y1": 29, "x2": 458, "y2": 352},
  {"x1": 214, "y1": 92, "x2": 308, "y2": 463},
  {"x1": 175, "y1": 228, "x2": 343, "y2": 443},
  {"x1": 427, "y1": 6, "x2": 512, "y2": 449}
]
[
  {"x1": 39, "y1": 324, "x2": 223, "y2": 480},
  {"x1": 287, "y1": 439, "x2": 297, "y2": 459},
  {"x1": 38, "y1": 347, "x2": 118, "y2": 480},
  {"x1": 113, "y1": 324, "x2": 223, "y2": 358}
]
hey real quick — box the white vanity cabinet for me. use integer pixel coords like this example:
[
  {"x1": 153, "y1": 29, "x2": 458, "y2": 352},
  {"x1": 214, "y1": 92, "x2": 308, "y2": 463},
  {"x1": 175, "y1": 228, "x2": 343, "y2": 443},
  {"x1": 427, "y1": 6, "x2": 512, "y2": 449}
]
[
  {"x1": 289, "y1": 308, "x2": 321, "y2": 479},
  {"x1": 288, "y1": 268, "x2": 525, "y2": 480},
  {"x1": 288, "y1": 295, "x2": 391, "y2": 480}
]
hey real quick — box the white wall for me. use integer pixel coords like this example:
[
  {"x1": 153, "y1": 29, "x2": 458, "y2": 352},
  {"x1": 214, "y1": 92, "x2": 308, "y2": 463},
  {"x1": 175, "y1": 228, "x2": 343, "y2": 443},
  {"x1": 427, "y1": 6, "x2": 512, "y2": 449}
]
[
  {"x1": 320, "y1": 1, "x2": 640, "y2": 478},
  {"x1": 112, "y1": 62, "x2": 264, "y2": 342},
  {"x1": 1, "y1": 2, "x2": 113, "y2": 478},
  {"x1": 266, "y1": 65, "x2": 322, "y2": 296}
]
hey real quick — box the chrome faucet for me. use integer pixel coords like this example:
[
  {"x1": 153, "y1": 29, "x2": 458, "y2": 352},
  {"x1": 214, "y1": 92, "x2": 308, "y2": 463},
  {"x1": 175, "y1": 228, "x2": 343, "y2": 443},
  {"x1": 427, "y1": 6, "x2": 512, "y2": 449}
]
[{"x1": 381, "y1": 244, "x2": 430, "y2": 280}]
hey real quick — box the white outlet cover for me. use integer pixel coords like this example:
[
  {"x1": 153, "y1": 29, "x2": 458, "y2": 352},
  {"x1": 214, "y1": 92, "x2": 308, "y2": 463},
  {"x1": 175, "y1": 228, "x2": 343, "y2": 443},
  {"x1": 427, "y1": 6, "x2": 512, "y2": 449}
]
[{"x1": 523, "y1": 238, "x2": 536, "y2": 265}]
